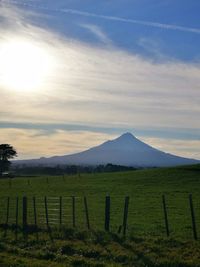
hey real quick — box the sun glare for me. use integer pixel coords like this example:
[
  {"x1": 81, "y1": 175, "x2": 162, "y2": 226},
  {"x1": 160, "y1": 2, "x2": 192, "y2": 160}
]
[{"x1": 0, "y1": 40, "x2": 53, "y2": 92}]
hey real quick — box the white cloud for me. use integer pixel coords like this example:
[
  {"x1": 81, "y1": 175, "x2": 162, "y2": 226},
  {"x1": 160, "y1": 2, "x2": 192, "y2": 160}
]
[
  {"x1": 140, "y1": 137, "x2": 200, "y2": 160},
  {"x1": 0, "y1": 4, "x2": 200, "y2": 159},
  {"x1": 1, "y1": 127, "x2": 199, "y2": 160},
  {"x1": 80, "y1": 24, "x2": 112, "y2": 45},
  {"x1": 0, "y1": 128, "x2": 117, "y2": 159},
  {"x1": 1, "y1": 32, "x2": 199, "y2": 129}
]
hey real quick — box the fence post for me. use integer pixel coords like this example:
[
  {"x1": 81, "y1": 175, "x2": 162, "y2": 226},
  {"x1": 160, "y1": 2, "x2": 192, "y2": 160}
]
[
  {"x1": 59, "y1": 196, "x2": 62, "y2": 226},
  {"x1": 5, "y1": 197, "x2": 10, "y2": 226},
  {"x1": 33, "y1": 196, "x2": 38, "y2": 240},
  {"x1": 22, "y1": 196, "x2": 28, "y2": 229},
  {"x1": 44, "y1": 197, "x2": 53, "y2": 242},
  {"x1": 4, "y1": 196, "x2": 10, "y2": 237},
  {"x1": 84, "y1": 196, "x2": 90, "y2": 230},
  {"x1": 44, "y1": 196, "x2": 49, "y2": 227},
  {"x1": 16, "y1": 197, "x2": 19, "y2": 227},
  {"x1": 15, "y1": 197, "x2": 19, "y2": 240},
  {"x1": 105, "y1": 196, "x2": 110, "y2": 231},
  {"x1": 72, "y1": 196, "x2": 76, "y2": 228},
  {"x1": 162, "y1": 195, "x2": 169, "y2": 237},
  {"x1": 189, "y1": 194, "x2": 197, "y2": 240},
  {"x1": 33, "y1": 197, "x2": 37, "y2": 226},
  {"x1": 123, "y1": 196, "x2": 129, "y2": 236}
]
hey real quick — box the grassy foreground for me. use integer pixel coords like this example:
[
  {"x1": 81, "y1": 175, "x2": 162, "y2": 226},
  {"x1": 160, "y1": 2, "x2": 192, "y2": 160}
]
[
  {"x1": 0, "y1": 165, "x2": 200, "y2": 266},
  {"x1": 0, "y1": 228, "x2": 200, "y2": 267}
]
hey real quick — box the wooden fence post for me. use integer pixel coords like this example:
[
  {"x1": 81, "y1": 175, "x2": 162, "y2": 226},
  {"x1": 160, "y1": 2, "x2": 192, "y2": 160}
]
[
  {"x1": 72, "y1": 196, "x2": 76, "y2": 228},
  {"x1": 4, "y1": 197, "x2": 10, "y2": 237},
  {"x1": 59, "y1": 196, "x2": 62, "y2": 226},
  {"x1": 5, "y1": 197, "x2": 10, "y2": 226},
  {"x1": 22, "y1": 196, "x2": 28, "y2": 240},
  {"x1": 33, "y1": 196, "x2": 38, "y2": 240},
  {"x1": 16, "y1": 197, "x2": 19, "y2": 227},
  {"x1": 44, "y1": 196, "x2": 49, "y2": 227},
  {"x1": 22, "y1": 196, "x2": 28, "y2": 229},
  {"x1": 123, "y1": 196, "x2": 129, "y2": 236},
  {"x1": 162, "y1": 195, "x2": 170, "y2": 237},
  {"x1": 105, "y1": 196, "x2": 110, "y2": 231},
  {"x1": 15, "y1": 197, "x2": 19, "y2": 240},
  {"x1": 33, "y1": 197, "x2": 37, "y2": 226},
  {"x1": 189, "y1": 194, "x2": 197, "y2": 240},
  {"x1": 84, "y1": 196, "x2": 90, "y2": 230},
  {"x1": 44, "y1": 196, "x2": 53, "y2": 242}
]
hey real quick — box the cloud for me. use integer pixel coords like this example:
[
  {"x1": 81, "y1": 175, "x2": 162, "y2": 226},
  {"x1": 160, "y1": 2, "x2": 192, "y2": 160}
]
[
  {"x1": 140, "y1": 137, "x2": 200, "y2": 160},
  {"x1": 80, "y1": 24, "x2": 112, "y2": 45},
  {"x1": 0, "y1": 128, "x2": 117, "y2": 159},
  {"x1": 137, "y1": 37, "x2": 165, "y2": 59},
  {"x1": 62, "y1": 9, "x2": 200, "y2": 34},
  {"x1": 1, "y1": 127, "x2": 199, "y2": 160},
  {"x1": 2, "y1": 0, "x2": 200, "y2": 34},
  {"x1": 1, "y1": 31, "x2": 199, "y2": 130},
  {"x1": 0, "y1": 4, "x2": 200, "y2": 159}
]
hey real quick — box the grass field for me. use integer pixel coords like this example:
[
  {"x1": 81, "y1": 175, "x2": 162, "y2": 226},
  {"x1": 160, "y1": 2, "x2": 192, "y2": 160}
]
[
  {"x1": 0, "y1": 164, "x2": 200, "y2": 238},
  {"x1": 1, "y1": 229, "x2": 200, "y2": 267},
  {"x1": 0, "y1": 164, "x2": 200, "y2": 266}
]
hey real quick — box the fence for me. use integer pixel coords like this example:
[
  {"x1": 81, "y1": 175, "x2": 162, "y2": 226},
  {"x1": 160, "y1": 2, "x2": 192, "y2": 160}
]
[{"x1": 0, "y1": 194, "x2": 199, "y2": 240}]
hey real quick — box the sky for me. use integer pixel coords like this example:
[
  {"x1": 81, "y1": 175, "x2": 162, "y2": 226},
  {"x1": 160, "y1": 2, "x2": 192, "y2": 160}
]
[{"x1": 0, "y1": 0, "x2": 200, "y2": 160}]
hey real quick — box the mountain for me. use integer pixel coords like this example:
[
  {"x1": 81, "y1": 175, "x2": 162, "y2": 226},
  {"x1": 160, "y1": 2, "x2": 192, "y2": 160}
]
[{"x1": 14, "y1": 133, "x2": 199, "y2": 167}]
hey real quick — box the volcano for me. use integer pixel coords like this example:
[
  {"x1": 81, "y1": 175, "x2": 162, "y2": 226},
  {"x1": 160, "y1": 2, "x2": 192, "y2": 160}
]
[{"x1": 14, "y1": 133, "x2": 199, "y2": 167}]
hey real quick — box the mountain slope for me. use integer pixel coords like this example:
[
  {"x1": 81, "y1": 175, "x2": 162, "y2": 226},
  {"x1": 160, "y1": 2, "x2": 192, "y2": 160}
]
[{"x1": 14, "y1": 133, "x2": 199, "y2": 167}]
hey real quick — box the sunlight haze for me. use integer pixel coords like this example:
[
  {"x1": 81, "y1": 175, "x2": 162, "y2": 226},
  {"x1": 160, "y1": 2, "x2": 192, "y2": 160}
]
[{"x1": 0, "y1": 1, "x2": 199, "y2": 160}]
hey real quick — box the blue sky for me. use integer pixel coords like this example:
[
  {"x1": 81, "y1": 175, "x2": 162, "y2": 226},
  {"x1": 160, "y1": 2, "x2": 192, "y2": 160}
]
[
  {"x1": 0, "y1": 0, "x2": 200, "y2": 159},
  {"x1": 8, "y1": 0, "x2": 200, "y2": 61}
]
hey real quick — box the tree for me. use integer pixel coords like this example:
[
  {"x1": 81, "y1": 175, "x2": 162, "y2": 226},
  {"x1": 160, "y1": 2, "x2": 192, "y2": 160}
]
[{"x1": 0, "y1": 144, "x2": 17, "y2": 177}]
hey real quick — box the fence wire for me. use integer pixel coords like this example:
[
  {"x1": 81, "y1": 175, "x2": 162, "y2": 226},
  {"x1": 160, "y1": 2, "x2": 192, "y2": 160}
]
[{"x1": 0, "y1": 194, "x2": 199, "y2": 239}]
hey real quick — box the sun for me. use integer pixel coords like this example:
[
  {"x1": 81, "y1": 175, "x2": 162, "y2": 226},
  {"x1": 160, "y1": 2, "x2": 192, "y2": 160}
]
[{"x1": 0, "y1": 40, "x2": 53, "y2": 92}]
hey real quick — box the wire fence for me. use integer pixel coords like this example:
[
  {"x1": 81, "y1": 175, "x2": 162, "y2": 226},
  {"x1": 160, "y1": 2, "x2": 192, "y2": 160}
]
[{"x1": 0, "y1": 194, "x2": 199, "y2": 240}]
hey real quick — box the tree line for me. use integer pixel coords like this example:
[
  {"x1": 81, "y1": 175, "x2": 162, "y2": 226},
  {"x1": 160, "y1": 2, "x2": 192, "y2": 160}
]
[
  {"x1": 12, "y1": 163, "x2": 137, "y2": 176},
  {"x1": 0, "y1": 143, "x2": 137, "y2": 177}
]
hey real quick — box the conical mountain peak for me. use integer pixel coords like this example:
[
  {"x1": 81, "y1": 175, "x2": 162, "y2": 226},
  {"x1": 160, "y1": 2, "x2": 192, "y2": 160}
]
[
  {"x1": 14, "y1": 132, "x2": 199, "y2": 167},
  {"x1": 119, "y1": 132, "x2": 135, "y2": 139},
  {"x1": 114, "y1": 132, "x2": 137, "y2": 143}
]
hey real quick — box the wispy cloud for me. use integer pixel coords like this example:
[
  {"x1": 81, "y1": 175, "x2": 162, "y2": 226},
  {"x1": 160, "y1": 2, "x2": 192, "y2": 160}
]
[
  {"x1": 1, "y1": 127, "x2": 200, "y2": 160},
  {"x1": 2, "y1": 0, "x2": 200, "y2": 34},
  {"x1": 0, "y1": 128, "x2": 116, "y2": 159},
  {"x1": 141, "y1": 137, "x2": 200, "y2": 160},
  {"x1": 0, "y1": 4, "x2": 200, "y2": 131},
  {"x1": 62, "y1": 9, "x2": 200, "y2": 35},
  {"x1": 80, "y1": 24, "x2": 112, "y2": 45},
  {"x1": 0, "y1": 4, "x2": 200, "y2": 159},
  {"x1": 137, "y1": 37, "x2": 164, "y2": 59}
]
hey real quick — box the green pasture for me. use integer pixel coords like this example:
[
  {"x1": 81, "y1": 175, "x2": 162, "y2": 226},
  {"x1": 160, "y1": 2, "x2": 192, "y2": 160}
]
[{"x1": 0, "y1": 165, "x2": 200, "y2": 239}]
